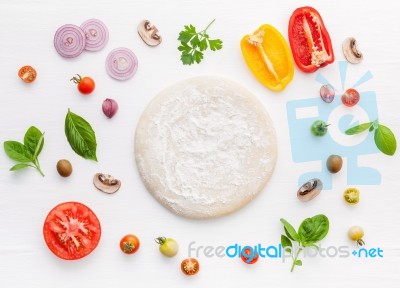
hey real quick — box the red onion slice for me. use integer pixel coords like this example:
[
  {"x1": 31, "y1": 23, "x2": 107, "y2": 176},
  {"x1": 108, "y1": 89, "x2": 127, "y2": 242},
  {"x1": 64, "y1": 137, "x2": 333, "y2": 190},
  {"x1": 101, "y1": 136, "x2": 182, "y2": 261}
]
[
  {"x1": 54, "y1": 24, "x2": 86, "y2": 58},
  {"x1": 80, "y1": 19, "x2": 109, "y2": 52},
  {"x1": 105, "y1": 48, "x2": 138, "y2": 80}
]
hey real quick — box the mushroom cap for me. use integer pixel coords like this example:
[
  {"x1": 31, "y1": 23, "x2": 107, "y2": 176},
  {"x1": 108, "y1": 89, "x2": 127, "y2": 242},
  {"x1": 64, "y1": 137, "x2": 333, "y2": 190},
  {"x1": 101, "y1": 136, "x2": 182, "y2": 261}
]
[
  {"x1": 137, "y1": 20, "x2": 162, "y2": 47},
  {"x1": 342, "y1": 37, "x2": 363, "y2": 64},
  {"x1": 297, "y1": 178, "x2": 323, "y2": 202},
  {"x1": 93, "y1": 173, "x2": 121, "y2": 194}
]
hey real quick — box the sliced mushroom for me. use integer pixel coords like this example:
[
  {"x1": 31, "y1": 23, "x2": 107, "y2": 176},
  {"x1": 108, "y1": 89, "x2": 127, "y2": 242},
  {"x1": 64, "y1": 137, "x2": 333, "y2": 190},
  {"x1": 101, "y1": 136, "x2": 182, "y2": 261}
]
[
  {"x1": 137, "y1": 20, "x2": 162, "y2": 46},
  {"x1": 297, "y1": 178, "x2": 323, "y2": 202},
  {"x1": 342, "y1": 37, "x2": 363, "y2": 64},
  {"x1": 93, "y1": 173, "x2": 121, "y2": 194}
]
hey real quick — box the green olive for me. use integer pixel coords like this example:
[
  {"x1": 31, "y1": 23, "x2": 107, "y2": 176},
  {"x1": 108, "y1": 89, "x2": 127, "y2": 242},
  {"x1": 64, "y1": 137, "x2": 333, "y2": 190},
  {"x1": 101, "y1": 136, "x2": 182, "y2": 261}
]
[
  {"x1": 56, "y1": 159, "x2": 72, "y2": 177},
  {"x1": 326, "y1": 155, "x2": 343, "y2": 173}
]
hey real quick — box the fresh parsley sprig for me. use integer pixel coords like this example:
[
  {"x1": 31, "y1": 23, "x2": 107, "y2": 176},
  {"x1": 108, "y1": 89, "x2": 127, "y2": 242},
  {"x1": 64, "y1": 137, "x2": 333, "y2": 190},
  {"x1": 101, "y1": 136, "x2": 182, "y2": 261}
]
[{"x1": 178, "y1": 19, "x2": 223, "y2": 65}]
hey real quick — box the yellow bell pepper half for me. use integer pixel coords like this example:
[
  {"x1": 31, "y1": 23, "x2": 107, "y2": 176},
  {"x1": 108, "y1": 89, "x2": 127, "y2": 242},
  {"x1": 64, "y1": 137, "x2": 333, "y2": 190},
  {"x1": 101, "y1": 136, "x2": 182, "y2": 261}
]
[{"x1": 241, "y1": 24, "x2": 294, "y2": 92}]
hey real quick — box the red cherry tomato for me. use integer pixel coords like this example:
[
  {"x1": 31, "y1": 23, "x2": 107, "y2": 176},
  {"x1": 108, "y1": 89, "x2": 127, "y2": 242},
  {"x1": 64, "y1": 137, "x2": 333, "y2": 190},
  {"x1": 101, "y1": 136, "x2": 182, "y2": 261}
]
[
  {"x1": 341, "y1": 88, "x2": 360, "y2": 107},
  {"x1": 71, "y1": 74, "x2": 95, "y2": 94},
  {"x1": 43, "y1": 202, "x2": 101, "y2": 260},
  {"x1": 120, "y1": 234, "x2": 140, "y2": 254},
  {"x1": 288, "y1": 6, "x2": 334, "y2": 73},
  {"x1": 18, "y1": 65, "x2": 37, "y2": 83},
  {"x1": 181, "y1": 258, "x2": 200, "y2": 276},
  {"x1": 241, "y1": 247, "x2": 259, "y2": 264}
]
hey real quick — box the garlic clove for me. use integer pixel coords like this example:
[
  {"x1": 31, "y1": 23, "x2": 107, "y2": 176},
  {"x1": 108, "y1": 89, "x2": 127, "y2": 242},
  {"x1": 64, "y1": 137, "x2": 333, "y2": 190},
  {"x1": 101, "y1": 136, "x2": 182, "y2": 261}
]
[{"x1": 102, "y1": 98, "x2": 118, "y2": 118}]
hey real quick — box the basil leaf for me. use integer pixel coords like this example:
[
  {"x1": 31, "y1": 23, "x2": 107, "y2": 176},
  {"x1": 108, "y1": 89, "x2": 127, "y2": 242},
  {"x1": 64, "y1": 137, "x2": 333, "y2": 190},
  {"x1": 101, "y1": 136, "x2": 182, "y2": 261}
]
[
  {"x1": 345, "y1": 122, "x2": 372, "y2": 135},
  {"x1": 280, "y1": 218, "x2": 300, "y2": 242},
  {"x1": 281, "y1": 235, "x2": 293, "y2": 253},
  {"x1": 295, "y1": 260, "x2": 302, "y2": 266},
  {"x1": 298, "y1": 214, "x2": 329, "y2": 244},
  {"x1": 374, "y1": 124, "x2": 397, "y2": 156},
  {"x1": 4, "y1": 141, "x2": 33, "y2": 163},
  {"x1": 10, "y1": 163, "x2": 31, "y2": 171},
  {"x1": 65, "y1": 109, "x2": 98, "y2": 161},
  {"x1": 284, "y1": 227, "x2": 295, "y2": 241},
  {"x1": 24, "y1": 126, "x2": 44, "y2": 156}
]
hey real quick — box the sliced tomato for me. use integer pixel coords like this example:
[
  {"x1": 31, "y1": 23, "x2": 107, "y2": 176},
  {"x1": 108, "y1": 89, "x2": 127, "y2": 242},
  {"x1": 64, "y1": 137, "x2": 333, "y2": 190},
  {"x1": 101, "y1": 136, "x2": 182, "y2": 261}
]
[
  {"x1": 43, "y1": 202, "x2": 101, "y2": 260},
  {"x1": 288, "y1": 6, "x2": 334, "y2": 73},
  {"x1": 181, "y1": 258, "x2": 200, "y2": 276},
  {"x1": 18, "y1": 65, "x2": 37, "y2": 83}
]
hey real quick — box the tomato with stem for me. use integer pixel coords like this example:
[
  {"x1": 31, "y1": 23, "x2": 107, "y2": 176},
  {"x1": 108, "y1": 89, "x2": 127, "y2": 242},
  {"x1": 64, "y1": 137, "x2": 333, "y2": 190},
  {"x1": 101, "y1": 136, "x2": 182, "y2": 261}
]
[
  {"x1": 71, "y1": 74, "x2": 95, "y2": 94},
  {"x1": 241, "y1": 247, "x2": 259, "y2": 264},
  {"x1": 155, "y1": 236, "x2": 179, "y2": 257},
  {"x1": 120, "y1": 234, "x2": 140, "y2": 254}
]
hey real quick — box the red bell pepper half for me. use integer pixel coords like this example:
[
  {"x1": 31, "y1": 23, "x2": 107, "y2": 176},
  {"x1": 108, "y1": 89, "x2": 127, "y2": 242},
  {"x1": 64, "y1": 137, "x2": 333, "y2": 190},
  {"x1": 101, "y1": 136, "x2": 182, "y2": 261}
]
[{"x1": 288, "y1": 6, "x2": 335, "y2": 73}]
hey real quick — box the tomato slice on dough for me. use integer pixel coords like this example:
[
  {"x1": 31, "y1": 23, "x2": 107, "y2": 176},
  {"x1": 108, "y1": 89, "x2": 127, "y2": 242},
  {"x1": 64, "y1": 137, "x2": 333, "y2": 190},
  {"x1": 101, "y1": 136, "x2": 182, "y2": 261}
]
[{"x1": 43, "y1": 202, "x2": 101, "y2": 260}]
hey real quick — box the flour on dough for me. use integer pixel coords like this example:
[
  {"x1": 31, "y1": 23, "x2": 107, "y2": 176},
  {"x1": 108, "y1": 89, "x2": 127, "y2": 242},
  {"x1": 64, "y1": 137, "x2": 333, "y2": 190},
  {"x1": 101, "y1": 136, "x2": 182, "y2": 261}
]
[{"x1": 135, "y1": 76, "x2": 277, "y2": 219}]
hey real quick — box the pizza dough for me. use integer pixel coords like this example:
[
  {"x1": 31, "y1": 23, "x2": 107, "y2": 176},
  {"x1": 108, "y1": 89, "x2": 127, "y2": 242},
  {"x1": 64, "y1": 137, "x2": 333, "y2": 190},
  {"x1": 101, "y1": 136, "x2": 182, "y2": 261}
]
[{"x1": 135, "y1": 76, "x2": 277, "y2": 219}]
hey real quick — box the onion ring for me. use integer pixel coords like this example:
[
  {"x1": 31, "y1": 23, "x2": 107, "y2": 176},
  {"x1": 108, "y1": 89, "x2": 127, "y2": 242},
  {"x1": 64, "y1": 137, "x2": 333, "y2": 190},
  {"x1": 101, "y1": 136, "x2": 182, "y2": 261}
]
[
  {"x1": 81, "y1": 19, "x2": 109, "y2": 52},
  {"x1": 54, "y1": 24, "x2": 86, "y2": 58},
  {"x1": 105, "y1": 48, "x2": 138, "y2": 80}
]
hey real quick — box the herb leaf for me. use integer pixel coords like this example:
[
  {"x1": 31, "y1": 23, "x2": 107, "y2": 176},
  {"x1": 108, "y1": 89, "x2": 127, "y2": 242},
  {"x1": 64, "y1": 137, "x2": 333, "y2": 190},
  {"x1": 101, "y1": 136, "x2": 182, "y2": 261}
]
[
  {"x1": 280, "y1": 218, "x2": 300, "y2": 242},
  {"x1": 208, "y1": 39, "x2": 223, "y2": 51},
  {"x1": 345, "y1": 122, "x2": 372, "y2": 135},
  {"x1": 281, "y1": 235, "x2": 293, "y2": 253},
  {"x1": 295, "y1": 260, "x2": 302, "y2": 266},
  {"x1": 4, "y1": 141, "x2": 32, "y2": 163},
  {"x1": 374, "y1": 124, "x2": 397, "y2": 156},
  {"x1": 177, "y1": 19, "x2": 223, "y2": 65},
  {"x1": 4, "y1": 127, "x2": 45, "y2": 176},
  {"x1": 10, "y1": 163, "x2": 32, "y2": 171},
  {"x1": 346, "y1": 120, "x2": 397, "y2": 156},
  {"x1": 65, "y1": 109, "x2": 97, "y2": 161},
  {"x1": 24, "y1": 126, "x2": 44, "y2": 156},
  {"x1": 298, "y1": 214, "x2": 329, "y2": 245}
]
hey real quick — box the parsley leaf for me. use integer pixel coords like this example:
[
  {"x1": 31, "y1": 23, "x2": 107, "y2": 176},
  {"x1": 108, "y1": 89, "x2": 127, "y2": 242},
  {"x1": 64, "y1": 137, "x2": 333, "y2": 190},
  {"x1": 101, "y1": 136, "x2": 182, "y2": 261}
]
[{"x1": 177, "y1": 19, "x2": 223, "y2": 65}]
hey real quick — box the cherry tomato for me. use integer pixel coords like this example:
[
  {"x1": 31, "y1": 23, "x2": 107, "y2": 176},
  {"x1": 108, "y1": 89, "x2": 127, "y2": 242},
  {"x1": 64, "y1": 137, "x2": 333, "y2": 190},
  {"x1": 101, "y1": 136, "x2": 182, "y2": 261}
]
[
  {"x1": 71, "y1": 74, "x2": 95, "y2": 94},
  {"x1": 155, "y1": 236, "x2": 179, "y2": 257},
  {"x1": 43, "y1": 202, "x2": 101, "y2": 260},
  {"x1": 348, "y1": 226, "x2": 365, "y2": 247},
  {"x1": 341, "y1": 88, "x2": 360, "y2": 107},
  {"x1": 344, "y1": 187, "x2": 360, "y2": 205},
  {"x1": 288, "y1": 6, "x2": 334, "y2": 73},
  {"x1": 311, "y1": 120, "x2": 329, "y2": 136},
  {"x1": 241, "y1": 247, "x2": 259, "y2": 264},
  {"x1": 120, "y1": 234, "x2": 140, "y2": 254},
  {"x1": 181, "y1": 258, "x2": 200, "y2": 276},
  {"x1": 18, "y1": 65, "x2": 37, "y2": 83}
]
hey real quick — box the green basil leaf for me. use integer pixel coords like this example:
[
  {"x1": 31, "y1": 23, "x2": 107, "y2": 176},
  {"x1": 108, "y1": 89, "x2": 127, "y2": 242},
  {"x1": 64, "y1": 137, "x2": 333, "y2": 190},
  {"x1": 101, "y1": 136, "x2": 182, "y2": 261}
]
[
  {"x1": 4, "y1": 141, "x2": 33, "y2": 163},
  {"x1": 284, "y1": 227, "x2": 295, "y2": 241},
  {"x1": 345, "y1": 122, "x2": 372, "y2": 135},
  {"x1": 374, "y1": 124, "x2": 397, "y2": 156},
  {"x1": 65, "y1": 109, "x2": 98, "y2": 161},
  {"x1": 280, "y1": 218, "x2": 300, "y2": 242},
  {"x1": 33, "y1": 133, "x2": 44, "y2": 159},
  {"x1": 281, "y1": 235, "x2": 293, "y2": 253},
  {"x1": 10, "y1": 163, "x2": 31, "y2": 171},
  {"x1": 298, "y1": 214, "x2": 329, "y2": 244},
  {"x1": 24, "y1": 126, "x2": 44, "y2": 156},
  {"x1": 295, "y1": 260, "x2": 302, "y2": 266}
]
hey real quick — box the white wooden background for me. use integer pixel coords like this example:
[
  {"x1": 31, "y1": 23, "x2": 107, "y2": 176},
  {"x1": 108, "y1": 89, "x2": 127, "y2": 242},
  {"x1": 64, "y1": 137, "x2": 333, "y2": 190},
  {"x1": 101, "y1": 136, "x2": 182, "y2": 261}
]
[{"x1": 1, "y1": 0, "x2": 399, "y2": 287}]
